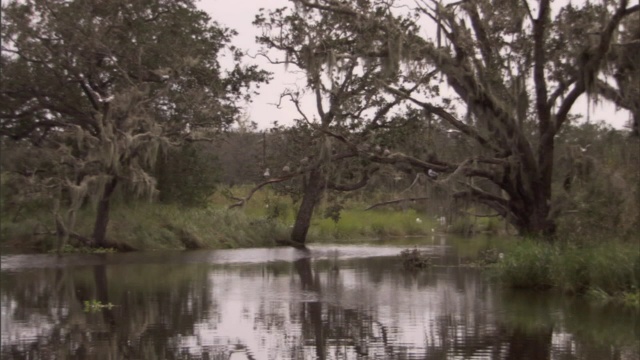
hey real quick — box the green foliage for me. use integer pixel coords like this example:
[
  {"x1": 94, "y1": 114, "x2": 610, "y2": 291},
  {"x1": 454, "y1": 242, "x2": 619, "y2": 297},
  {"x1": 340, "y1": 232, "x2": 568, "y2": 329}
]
[
  {"x1": 495, "y1": 239, "x2": 640, "y2": 305},
  {"x1": 156, "y1": 143, "x2": 220, "y2": 207},
  {"x1": 622, "y1": 290, "x2": 640, "y2": 307},
  {"x1": 496, "y1": 240, "x2": 554, "y2": 289},
  {"x1": 104, "y1": 203, "x2": 289, "y2": 250},
  {"x1": 265, "y1": 200, "x2": 290, "y2": 221},
  {"x1": 323, "y1": 203, "x2": 343, "y2": 224},
  {"x1": 83, "y1": 299, "x2": 115, "y2": 313},
  {"x1": 0, "y1": 0, "x2": 267, "y2": 245},
  {"x1": 555, "y1": 122, "x2": 639, "y2": 238},
  {"x1": 311, "y1": 209, "x2": 434, "y2": 240}
]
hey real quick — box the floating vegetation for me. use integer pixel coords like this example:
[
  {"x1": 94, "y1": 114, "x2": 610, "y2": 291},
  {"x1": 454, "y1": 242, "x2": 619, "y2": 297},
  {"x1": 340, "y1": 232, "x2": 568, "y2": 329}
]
[
  {"x1": 83, "y1": 300, "x2": 115, "y2": 313},
  {"x1": 400, "y1": 247, "x2": 432, "y2": 269}
]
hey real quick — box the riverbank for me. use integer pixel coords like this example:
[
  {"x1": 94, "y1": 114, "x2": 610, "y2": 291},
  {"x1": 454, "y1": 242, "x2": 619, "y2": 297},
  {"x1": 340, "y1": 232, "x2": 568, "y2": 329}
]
[
  {"x1": 492, "y1": 239, "x2": 640, "y2": 308},
  {"x1": 0, "y1": 201, "x2": 444, "y2": 253}
]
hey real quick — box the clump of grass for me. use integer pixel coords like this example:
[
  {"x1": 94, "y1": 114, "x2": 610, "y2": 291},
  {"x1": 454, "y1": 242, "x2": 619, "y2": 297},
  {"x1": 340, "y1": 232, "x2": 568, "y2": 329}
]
[
  {"x1": 400, "y1": 247, "x2": 432, "y2": 269},
  {"x1": 495, "y1": 240, "x2": 554, "y2": 289},
  {"x1": 494, "y1": 239, "x2": 640, "y2": 306}
]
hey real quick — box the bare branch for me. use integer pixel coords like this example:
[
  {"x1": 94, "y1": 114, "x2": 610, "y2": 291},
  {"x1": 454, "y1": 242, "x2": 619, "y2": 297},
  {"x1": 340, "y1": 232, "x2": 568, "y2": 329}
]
[{"x1": 365, "y1": 196, "x2": 430, "y2": 211}]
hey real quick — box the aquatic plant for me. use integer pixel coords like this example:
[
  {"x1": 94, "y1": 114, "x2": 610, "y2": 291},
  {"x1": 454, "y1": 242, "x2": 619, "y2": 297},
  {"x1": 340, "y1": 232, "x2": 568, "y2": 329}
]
[
  {"x1": 494, "y1": 239, "x2": 640, "y2": 306},
  {"x1": 83, "y1": 300, "x2": 115, "y2": 313},
  {"x1": 400, "y1": 248, "x2": 432, "y2": 269}
]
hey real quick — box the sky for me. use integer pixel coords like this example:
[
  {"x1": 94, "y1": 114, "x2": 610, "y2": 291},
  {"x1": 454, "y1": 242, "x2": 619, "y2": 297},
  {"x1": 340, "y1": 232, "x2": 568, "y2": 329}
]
[
  {"x1": 200, "y1": 0, "x2": 631, "y2": 131},
  {"x1": 200, "y1": 0, "x2": 308, "y2": 129}
]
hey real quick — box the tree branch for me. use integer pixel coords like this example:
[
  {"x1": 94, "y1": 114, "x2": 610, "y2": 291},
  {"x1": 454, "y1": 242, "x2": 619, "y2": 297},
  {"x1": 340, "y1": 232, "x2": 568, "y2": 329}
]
[{"x1": 365, "y1": 196, "x2": 430, "y2": 211}]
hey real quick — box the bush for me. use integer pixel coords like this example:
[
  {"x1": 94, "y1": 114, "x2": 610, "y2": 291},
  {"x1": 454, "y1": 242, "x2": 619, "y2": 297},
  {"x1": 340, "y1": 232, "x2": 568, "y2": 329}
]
[
  {"x1": 495, "y1": 239, "x2": 640, "y2": 305},
  {"x1": 496, "y1": 240, "x2": 554, "y2": 289},
  {"x1": 155, "y1": 143, "x2": 220, "y2": 207}
]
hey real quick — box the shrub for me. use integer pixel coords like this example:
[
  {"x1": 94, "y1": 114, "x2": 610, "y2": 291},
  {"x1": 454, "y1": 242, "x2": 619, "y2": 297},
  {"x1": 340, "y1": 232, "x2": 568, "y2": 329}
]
[
  {"x1": 496, "y1": 240, "x2": 553, "y2": 289},
  {"x1": 495, "y1": 239, "x2": 640, "y2": 305}
]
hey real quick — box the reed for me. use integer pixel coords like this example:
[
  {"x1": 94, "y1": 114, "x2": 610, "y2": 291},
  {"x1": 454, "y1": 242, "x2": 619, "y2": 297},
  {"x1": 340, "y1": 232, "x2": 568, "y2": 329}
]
[{"x1": 494, "y1": 238, "x2": 640, "y2": 306}]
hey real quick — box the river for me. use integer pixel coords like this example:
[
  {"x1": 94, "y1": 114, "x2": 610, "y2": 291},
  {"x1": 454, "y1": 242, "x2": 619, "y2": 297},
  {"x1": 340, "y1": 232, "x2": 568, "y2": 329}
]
[{"x1": 1, "y1": 238, "x2": 638, "y2": 359}]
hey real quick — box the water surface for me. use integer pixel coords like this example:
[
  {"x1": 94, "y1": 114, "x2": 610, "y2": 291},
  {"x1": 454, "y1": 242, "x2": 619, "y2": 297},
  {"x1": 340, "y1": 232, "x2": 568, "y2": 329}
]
[{"x1": 1, "y1": 241, "x2": 638, "y2": 359}]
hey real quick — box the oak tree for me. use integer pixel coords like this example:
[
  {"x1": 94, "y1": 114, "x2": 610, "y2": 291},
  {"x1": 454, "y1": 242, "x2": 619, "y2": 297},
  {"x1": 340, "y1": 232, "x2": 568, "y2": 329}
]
[
  {"x1": 284, "y1": 0, "x2": 639, "y2": 239},
  {"x1": 1, "y1": 0, "x2": 267, "y2": 247}
]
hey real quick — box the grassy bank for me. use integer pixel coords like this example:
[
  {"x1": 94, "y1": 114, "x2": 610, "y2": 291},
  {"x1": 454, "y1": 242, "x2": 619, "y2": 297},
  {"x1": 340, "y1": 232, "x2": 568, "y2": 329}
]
[
  {"x1": 493, "y1": 239, "x2": 640, "y2": 307},
  {"x1": 1, "y1": 203, "x2": 290, "y2": 252},
  {"x1": 0, "y1": 195, "x2": 440, "y2": 253}
]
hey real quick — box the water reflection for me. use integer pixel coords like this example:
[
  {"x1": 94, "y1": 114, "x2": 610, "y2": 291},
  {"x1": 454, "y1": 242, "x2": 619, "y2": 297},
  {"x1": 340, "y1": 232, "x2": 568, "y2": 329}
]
[{"x1": 1, "y1": 245, "x2": 638, "y2": 359}]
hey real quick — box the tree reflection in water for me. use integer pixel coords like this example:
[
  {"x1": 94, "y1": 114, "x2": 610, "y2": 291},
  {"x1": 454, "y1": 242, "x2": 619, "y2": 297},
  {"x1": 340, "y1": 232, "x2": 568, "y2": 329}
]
[{"x1": 1, "y1": 248, "x2": 638, "y2": 359}]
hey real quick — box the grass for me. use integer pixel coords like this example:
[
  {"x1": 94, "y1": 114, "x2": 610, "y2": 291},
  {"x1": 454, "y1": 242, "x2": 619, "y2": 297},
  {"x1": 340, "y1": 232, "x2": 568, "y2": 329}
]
[
  {"x1": 493, "y1": 238, "x2": 640, "y2": 307},
  {"x1": 0, "y1": 201, "x2": 292, "y2": 252},
  {"x1": 0, "y1": 185, "x2": 444, "y2": 252},
  {"x1": 309, "y1": 208, "x2": 437, "y2": 242}
]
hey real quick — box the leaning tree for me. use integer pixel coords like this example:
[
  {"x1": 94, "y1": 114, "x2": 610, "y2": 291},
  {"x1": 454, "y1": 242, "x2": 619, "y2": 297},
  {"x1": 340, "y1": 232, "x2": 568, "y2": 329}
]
[
  {"x1": 0, "y1": 0, "x2": 267, "y2": 248},
  {"x1": 229, "y1": 5, "x2": 427, "y2": 246},
  {"x1": 286, "y1": 0, "x2": 638, "y2": 239}
]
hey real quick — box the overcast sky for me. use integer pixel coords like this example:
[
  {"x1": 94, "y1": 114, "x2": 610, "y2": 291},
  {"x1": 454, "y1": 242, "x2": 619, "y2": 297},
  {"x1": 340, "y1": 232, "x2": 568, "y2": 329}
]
[
  {"x1": 200, "y1": 0, "x2": 308, "y2": 130},
  {"x1": 200, "y1": 0, "x2": 631, "y2": 131}
]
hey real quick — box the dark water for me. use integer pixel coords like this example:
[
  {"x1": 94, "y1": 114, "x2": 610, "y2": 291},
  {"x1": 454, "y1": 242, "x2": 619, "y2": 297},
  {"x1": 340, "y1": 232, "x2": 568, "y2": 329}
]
[{"x1": 1, "y1": 240, "x2": 638, "y2": 360}]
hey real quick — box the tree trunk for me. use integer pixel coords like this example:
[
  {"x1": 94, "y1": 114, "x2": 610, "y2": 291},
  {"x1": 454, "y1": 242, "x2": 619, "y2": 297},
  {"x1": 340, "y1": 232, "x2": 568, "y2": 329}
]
[
  {"x1": 521, "y1": 207, "x2": 557, "y2": 239},
  {"x1": 510, "y1": 196, "x2": 557, "y2": 239},
  {"x1": 291, "y1": 169, "x2": 325, "y2": 246},
  {"x1": 92, "y1": 177, "x2": 118, "y2": 248}
]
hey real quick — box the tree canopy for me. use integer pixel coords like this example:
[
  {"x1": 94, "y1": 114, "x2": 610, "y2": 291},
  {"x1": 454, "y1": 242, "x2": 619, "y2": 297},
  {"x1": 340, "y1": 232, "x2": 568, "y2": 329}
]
[
  {"x1": 251, "y1": 0, "x2": 638, "y2": 241},
  {"x1": 0, "y1": 0, "x2": 268, "y2": 247}
]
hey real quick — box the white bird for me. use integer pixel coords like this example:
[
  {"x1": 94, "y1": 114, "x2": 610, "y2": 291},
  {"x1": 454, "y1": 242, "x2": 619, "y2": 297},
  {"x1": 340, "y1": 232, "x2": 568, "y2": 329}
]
[
  {"x1": 428, "y1": 169, "x2": 439, "y2": 179},
  {"x1": 282, "y1": 165, "x2": 290, "y2": 172},
  {"x1": 416, "y1": 218, "x2": 423, "y2": 224},
  {"x1": 263, "y1": 168, "x2": 270, "y2": 178}
]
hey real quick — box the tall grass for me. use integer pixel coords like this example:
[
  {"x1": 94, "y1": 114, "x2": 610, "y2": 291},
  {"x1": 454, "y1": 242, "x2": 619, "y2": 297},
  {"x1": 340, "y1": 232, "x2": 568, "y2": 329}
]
[
  {"x1": 0, "y1": 201, "x2": 292, "y2": 252},
  {"x1": 494, "y1": 239, "x2": 640, "y2": 305},
  {"x1": 1, "y1": 193, "x2": 441, "y2": 252},
  {"x1": 310, "y1": 209, "x2": 436, "y2": 241}
]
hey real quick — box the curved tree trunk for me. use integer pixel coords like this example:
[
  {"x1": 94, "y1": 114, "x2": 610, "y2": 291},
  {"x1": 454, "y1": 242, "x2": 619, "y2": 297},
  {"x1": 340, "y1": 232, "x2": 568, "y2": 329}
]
[
  {"x1": 92, "y1": 177, "x2": 118, "y2": 248},
  {"x1": 291, "y1": 169, "x2": 325, "y2": 246}
]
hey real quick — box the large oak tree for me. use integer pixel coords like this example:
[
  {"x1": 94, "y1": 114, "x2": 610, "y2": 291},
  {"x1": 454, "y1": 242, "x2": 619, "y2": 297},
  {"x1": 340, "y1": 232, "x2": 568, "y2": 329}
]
[
  {"x1": 279, "y1": 0, "x2": 638, "y2": 239},
  {"x1": 1, "y1": 0, "x2": 267, "y2": 247}
]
